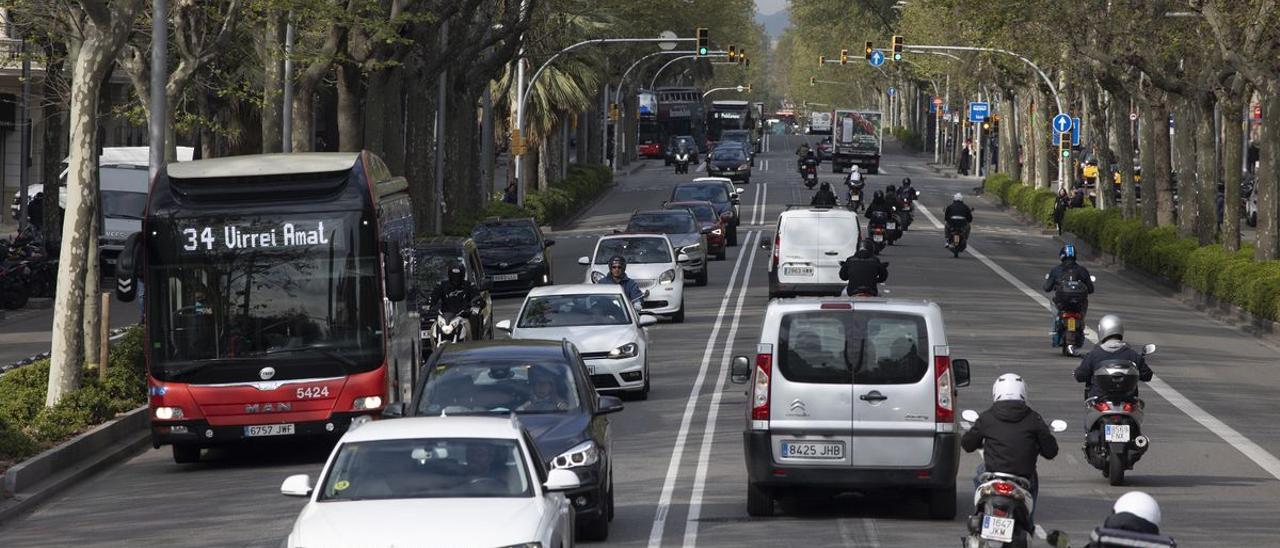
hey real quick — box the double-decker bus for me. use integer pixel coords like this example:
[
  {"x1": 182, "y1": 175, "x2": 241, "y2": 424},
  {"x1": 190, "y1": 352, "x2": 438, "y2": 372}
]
[
  {"x1": 656, "y1": 87, "x2": 707, "y2": 153},
  {"x1": 115, "y1": 152, "x2": 416, "y2": 464},
  {"x1": 706, "y1": 100, "x2": 755, "y2": 150},
  {"x1": 636, "y1": 90, "x2": 664, "y2": 158}
]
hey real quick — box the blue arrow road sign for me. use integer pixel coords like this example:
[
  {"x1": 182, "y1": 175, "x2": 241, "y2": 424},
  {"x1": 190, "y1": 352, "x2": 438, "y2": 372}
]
[
  {"x1": 869, "y1": 50, "x2": 885, "y2": 67},
  {"x1": 969, "y1": 102, "x2": 989, "y2": 123},
  {"x1": 1052, "y1": 113, "x2": 1072, "y2": 134},
  {"x1": 1052, "y1": 117, "x2": 1082, "y2": 147}
]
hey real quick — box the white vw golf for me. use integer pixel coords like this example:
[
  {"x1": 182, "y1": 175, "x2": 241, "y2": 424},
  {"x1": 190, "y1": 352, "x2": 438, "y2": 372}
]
[
  {"x1": 498, "y1": 284, "x2": 656, "y2": 399},
  {"x1": 280, "y1": 416, "x2": 579, "y2": 548}
]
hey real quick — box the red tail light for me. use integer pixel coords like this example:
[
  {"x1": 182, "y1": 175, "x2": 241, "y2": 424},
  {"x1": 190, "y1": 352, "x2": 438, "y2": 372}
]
[
  {"x1": 751, "y1": 350, "x2": 773, "y2": 421},
  {"x1": 771, "y1": 232, "x2": 780, "y2": 268},
  {"x1": 1094, "y1": 401, "x2": 1112, "y2": 412},
  {"x1": 993, "y1": 482, "x2": 1015, "y2": 495},
  {"x1": 934, "y1": 354, "x2": 954, "y2": 423},
  {"x1": 992, "y1": 508, "x2": 1009, "y2": 517},
  {"x1": 1122, "y1": 402, "x2": 1135, "y2": 412}
]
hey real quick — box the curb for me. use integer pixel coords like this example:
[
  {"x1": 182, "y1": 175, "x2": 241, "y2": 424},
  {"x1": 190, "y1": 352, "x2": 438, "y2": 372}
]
[{"x1": 0, "y1": 406, "x2": 149, "y2": 525}]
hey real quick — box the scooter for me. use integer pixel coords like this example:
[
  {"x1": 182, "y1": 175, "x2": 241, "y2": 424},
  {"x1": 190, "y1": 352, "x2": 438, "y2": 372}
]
[
  {"x1": 802, "y1": 161, "x2": 819, "y2": 189},
  {"x1": 1051, "y1": 275, "x2": 1094, "y2": 356},
  {"x1": 846, "y1": 180, "x2": 866, "y2": 212},
  {"x1": 946, "y1": 217, "x2": 970, "y2": 258},
  {"x1": 885, "y1": 211, "x2": 903, "y2": 245},
  {"x1": 1082, "y1": 344, "x2": 1156, "y2": 486},
  {"x1": 960, "y1": 410, "x2": 1070, "y2": 548},
  {"x1": 424, "y1": 306, "x2": 478, "y2": 353},
  {"x1": 674, "y1": 151, "x2": 691, "y2": 174},
  {"x1": 866, "y1": 211, "x2": 890, "y2": 254}
]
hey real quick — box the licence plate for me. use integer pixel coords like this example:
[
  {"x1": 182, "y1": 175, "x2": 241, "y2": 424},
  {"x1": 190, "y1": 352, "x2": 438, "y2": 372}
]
[
  {"x1": 873, "y1": 234, "x2": 884, "y2": 242},
  {"x1": 245, "y1": 424, "x2": 295, "y2": 437},
  {"x1": 852, "y1": 195, "x2": 861, "y2": 201},
  {"x1": 783, "y1": 266, "x2": 814, "y2": 277},
  {"x1": 1105, "y1": 424, "x2": 1131, "y2": 442},
  {"x1": 981, "y1": 515, "x2": 1015, "y2": 543},
  {"x1": 887, "y1": 222, "x2": 897, "y2": 229},
  {"x1": 493, "y1": 274, "x2": 519, "y2": 282},
  {"x1": 421, "y1": 329, "x2": 431, "y2": 339},
  {"x1": 1066, "y1": 318, "x2": 1077, "y2": 330},
  {"x1": 780, "y1": 440, "x2": 844, "y2": 459}
]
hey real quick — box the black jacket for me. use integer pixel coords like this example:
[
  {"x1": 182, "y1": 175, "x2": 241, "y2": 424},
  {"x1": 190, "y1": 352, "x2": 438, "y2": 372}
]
[
  {"x1": 1104, "y1": 512, "x2": 1161, "y2": 535},
  {"x1": 431, "y1": 280, "x2": 480, "y2": 315},
  {"x1": 944, "y1": 201, "x2": 973, "y2": 223},
  {"x1": 961, "y1": 400, "x2": 1059, "y2": 479},
  {"x1": 811, "y1": 188, "x2": 838, "y2": 207},
  {"x1": 865, "y1": 198, "x2": 893, "y2": 219},
  {"x1": 1043, "y1": 260, "x2": 1095, "y2": 294},
  {"x1": 1073, "y1": 339, "x2": 1153, "y2": 399},
  {"x1": 839, "y1": 254, "x2": 887, "y2": 295}
]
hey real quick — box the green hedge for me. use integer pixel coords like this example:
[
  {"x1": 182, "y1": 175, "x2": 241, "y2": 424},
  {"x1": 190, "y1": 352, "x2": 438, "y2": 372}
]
[
  {"x1": 0, "y1": 327, "x2": 147, "y2": 467},
  {"x1": 445, "y1": 165, "x2": 613, "y2": 236},
  {"x1": 891, "y1": 127, "x2": 925, "y2": 152},
  {"x1": 986, "y1": 175, "x2": 1280, "y2": 321}
]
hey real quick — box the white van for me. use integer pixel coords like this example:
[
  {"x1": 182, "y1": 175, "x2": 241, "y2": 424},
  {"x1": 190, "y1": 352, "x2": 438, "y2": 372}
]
[
  {"x1": 765, "y1": 206, "x2": 861, "y2": 298},
  {"x1": 729, "y1": 298, "x2": 972, "y2": 518}
]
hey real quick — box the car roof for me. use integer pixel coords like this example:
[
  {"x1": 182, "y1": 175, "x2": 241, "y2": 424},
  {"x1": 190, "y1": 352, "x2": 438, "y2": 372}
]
[
  {"x1": 476, "y1": 217, "x2": 537, "y2": 228},
  {"x1": 166, "y1": 152, "x2": 360, "y2": 179},
  {"x1": 438, "y1": 339, "x2": 567, "y2": 362},
  {"x1": 527, "y1": 284, "x2": 626, "y2": 297},
  {"x1": 414, "y1": 236, "x2": 471, "y2": 249},
  {"x1": 633, "y1": 209, "x2": 694, "y2": 218},
  {"x1": 766, "y1": 297, "x2": 942, "y2": 317},
  {"x1": 780, "y1": 207, "x2": 860, "y2": 218},
  {"x1": 341, "y1": 416, "x2": 523, "y2": 443}
]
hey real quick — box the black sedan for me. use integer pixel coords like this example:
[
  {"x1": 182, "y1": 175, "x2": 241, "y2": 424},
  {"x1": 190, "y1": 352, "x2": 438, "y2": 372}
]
[
  {"x1": 705, "y1": 144, "x2": 753, "y2": 184},
  {"x1": 387, "y1": 340, "x2": 622, "y2": 541},
  {"x1": 670, "y1": 179, "x2": 743, "y2": 246},
  {"x1": 472, "y1": 217, "x2": 554, "y2": 294}
]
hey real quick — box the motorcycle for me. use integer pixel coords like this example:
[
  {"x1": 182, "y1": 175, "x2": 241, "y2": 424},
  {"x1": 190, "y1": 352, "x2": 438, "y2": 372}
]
[
  {"x1": 946, "y1": 217, "x2": 970, "y2": 258},
  {"x1": 886, "y1": 211, "x2": 903, "y2": 245},
  {"x1": 846, "y1": 179, "x2": 866, "y2": 212},
  {"x1": 802, "y1": 160, "x2": 819, "y2": 189},
  {"x1": 866, "y1": 211, "x2": 890, "y2": 254},
  {"x1": 960, "y1": 409, "x2": 1070, "y2": 548},
  {"x1": 674, "y1": 151, "x2": 691, "y2": 174},
  {"x1": 1082, "y1": 344, "x2": 1156, "y2": 486},
  {"x1": 1052, "y1": 275, "x2": 1094, "y2": 356},
  {"x1": 1087, "y1": 526, "x2": 1174, "y2": 548}
]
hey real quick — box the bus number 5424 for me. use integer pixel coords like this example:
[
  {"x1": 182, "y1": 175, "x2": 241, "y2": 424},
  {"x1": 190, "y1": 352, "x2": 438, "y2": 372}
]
[{"x1": 297, "y1": 386, "x2": 330, "y2": 399}]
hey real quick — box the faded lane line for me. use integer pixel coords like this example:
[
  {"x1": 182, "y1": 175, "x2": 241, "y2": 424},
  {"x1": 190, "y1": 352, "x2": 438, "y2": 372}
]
[
  {"x1": 917, "y1": 202, "x2": 1280, "y2": 482},
  {"x1": 648, "y1": 230, "x2": 759, "y2": 548}
]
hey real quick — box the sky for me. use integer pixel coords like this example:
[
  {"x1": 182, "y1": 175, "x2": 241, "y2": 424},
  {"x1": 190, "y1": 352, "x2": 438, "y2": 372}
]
[{"x1": 756, "y1": 0, "x2": 787, "y2": 14}]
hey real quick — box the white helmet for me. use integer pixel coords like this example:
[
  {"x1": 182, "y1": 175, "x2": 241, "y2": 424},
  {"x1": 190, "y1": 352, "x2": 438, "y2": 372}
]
[
  {"x1": 954, "y1": 192, "x2": 964, "y2": 201},
  {"x1": 1113, "y1": 491, "x2": 1161, "y2": 527},
  {"x1": 991, "y1": 373, "x2": 1026, "y2": 402}
]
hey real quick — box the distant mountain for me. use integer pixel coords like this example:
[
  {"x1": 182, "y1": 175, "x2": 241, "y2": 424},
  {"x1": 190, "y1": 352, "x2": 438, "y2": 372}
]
[{"x1": 755, "y1": 9, "x2": 790, "y2": 40}]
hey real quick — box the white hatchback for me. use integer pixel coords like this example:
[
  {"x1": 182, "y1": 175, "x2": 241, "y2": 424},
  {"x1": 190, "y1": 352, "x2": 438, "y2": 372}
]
[
  {"x1": 498, "y1": 284, "x2": 657, "y2": 399},
  {"x1": 579, "y1": 233, "x2": 689, "y2": 322},
  {"x1": 280, "y1": 416, "x2": 578, "y2": 548},
  {"x1": 766, "y1": 206, "x2": 862, "y2": 298}
]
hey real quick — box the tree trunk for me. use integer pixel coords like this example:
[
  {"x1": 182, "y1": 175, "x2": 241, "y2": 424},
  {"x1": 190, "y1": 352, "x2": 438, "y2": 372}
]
[
  {"x1": 363, "y1": 68, "x2": 404, "y2": 173},
  {"x1": 999, "y1": 90, "x2": 1018, "y2": 180},
  {"x1": 575, "y1": 111, "x2": 589, "y2": 165},
  {"x1": 1221, "y1": 91, "x2": 1244, "y2": 252},
  {"x1": 403, "y1": 68, "x2": 438, "y2": 236},
  {"x1": 1152, "y1": 99, "x2": 1175, "y2": 226},
  {"x1": 480, "y1": 88, "x2": 495, "y2": 198},
  {"x1": 1033, "y1": 85, "x2": 1050, "y2": 189},
  {"x1": 1255, "y1": 87, "x2": 1280, "y2": 260},
  {"x1": 257, "y1": 10, "x2": 285, "y2": 153},
  {"x1": 82, "y1": 213, "x2": 100, "y2": 369},
  {"x1": 1087, "y1": 83, "x2": 1113, "y2": 209},
  {"x1": 1021, "y1": 89, "x2": 1035, "y2": 183},
  {"x1": 1194, "y1": 94, "x2": 1218, "y2": 245},
  {"x1": 443, "y1": 84, "x2": 481, "y2": 224},
  {"x1": 337, "y1": 62, "x2": 364, "y2": 152},
  {"x1": 1112, "y1": 89, "x2": 1137, "y2": 219},
  {"x1": 1173, "y1": 98, "x2": 1198, "y2": 238},
  {"x1": 1139, "y1": 96, "x2": 1158, "y2": 227}
]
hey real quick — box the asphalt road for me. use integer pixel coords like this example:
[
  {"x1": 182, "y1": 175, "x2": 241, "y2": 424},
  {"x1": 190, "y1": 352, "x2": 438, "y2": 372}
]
[
  {"x1": 4, "y1": 134, "x2": 1280, "y2": 547},
  {"x1": 0, "y1": 280, "x2": 141, "y2": 366}
]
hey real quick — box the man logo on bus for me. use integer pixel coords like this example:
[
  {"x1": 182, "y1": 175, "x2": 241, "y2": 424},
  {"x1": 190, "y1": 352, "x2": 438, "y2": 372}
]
[{"x1": 259, "y1": 367, "x2": 276, "y2": 381}]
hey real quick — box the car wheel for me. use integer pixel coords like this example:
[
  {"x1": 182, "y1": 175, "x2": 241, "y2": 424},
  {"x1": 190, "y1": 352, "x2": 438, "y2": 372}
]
[
  {"x1": 671, "y1": 302, "x2": 685, "y2": 323},
  {"x1": 715, "y1": 249, "x2": 727, "y2": 261},
  {"x1": 926, "y1": 485, "x2": 957, "y2": 520},
  {"x1": 172, "y1": 443, "x2": 201, "y2": 464},
  {"x1": 578, "y1": 513, "x2": 609, "y2": 542},
  {"x1": 696, "y1": 266, "x2": 709, "y2": 286},
  {"x1": 728, "y1": 226, "x2": 739, "y2": 247},
  {"x1": 746, "y1": 482, "x2": 775, "y2": 517}
]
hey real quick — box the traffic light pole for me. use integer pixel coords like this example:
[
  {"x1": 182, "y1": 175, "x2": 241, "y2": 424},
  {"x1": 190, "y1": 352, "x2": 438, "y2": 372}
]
[
  {"x1": 702, "y1": 85, "x2": 750, "y2": 99},
  {"x1": 649, "y1": 52, "x2": 729, "y2": 89}
]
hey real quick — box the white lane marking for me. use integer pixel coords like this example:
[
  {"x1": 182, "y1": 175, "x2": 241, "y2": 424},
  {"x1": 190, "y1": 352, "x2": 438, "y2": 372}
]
[
  {"x1": 760, "y1": 183, "x2": 769, "y2": 225},
  {"x1": 682, "y1": 223, "x2": 760, "y2": 547},
  {"x1": 697, "y1": 162, "x2": 707, "y2": 173},
  {"x1": 916, "y1": 202, "x2": 1280, "y2": 483},
  {"x1": 862, "y1": 518, "x2": 881, "y2": 547},
  {"x1": 648, "y1": 230, "x2": 758, "y2": 548},
  {"x1": 837, "y1": 519, "x2": 857, "y2": 546}
]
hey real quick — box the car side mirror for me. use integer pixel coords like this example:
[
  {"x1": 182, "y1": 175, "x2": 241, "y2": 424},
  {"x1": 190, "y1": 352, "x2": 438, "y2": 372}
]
[
  {"x1": 736, "y1": 187, "x2": 745, "y2": 194},
  {"x1": 544, "y1": 469, "x2": 581, "y2": 492},
  {"x1": 280, "y1": 474, "x2": 313, "y2": 497},
  {"x1": 638, "y1": 314, "x2": 658, "y2": 327},
  {"x1": 114, "y1": 232, "x2": 142, "y2": 302},
  {"x1": 1142, "y1": 344, "x2": 1156, "y2": 356},
  {"x1": 730, "y1": 356, "x2": 750, "y2": 384},
  {"x1": 676, "y1": 253, "x2": 691, "y2": 263},
  {"x1": 384, "y1": 243, "x2": 406, "y2": 302},
  {"x1": 544, "y1": 239, "x2": 556, "y2": 247},
  {"x1": 597, "y1": 395, "x2": 624, "y2": 415},
  {"x1": 577, "y1": 256, "x2": 590, "y2": 266},
  {"x1": 495, "y1": 319, "x2": 512, "y2": 332},
  {"x1": 381, "y1": 402, "x2": 407, "y2": 418},
  {"x1": 952, "y1": 358, "x2": 971, "y2": 388}
]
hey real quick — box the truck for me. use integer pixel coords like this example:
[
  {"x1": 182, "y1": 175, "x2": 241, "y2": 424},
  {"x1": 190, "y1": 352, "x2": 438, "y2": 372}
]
[
  {"x1": 807, "y1": 111, "x2": 832, "y2": 135},
  {"x1": 831, "y1": 109, "x2": 883, "y2": 174}
]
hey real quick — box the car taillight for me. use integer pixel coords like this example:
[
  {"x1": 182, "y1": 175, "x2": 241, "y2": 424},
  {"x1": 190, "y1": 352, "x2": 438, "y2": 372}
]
[
  {"x1": 771, "y1": 232, "x2": 780, "y2": 267},
  {"x1": 751, "y1": 345, "x2": 773, "y2": 422},
  {"x1": 1094, "y1": 401, "x2": 1112, "y2": 412},
  {"x1": 934, "y1": 353, "x2": 953, "y2": 423},
  {"x1": 1122, "y1": 402, "x2": 1135, "y2": 413},
  {"x1": 993, "y1": 482, "x2": 1015, "y2": 495}
]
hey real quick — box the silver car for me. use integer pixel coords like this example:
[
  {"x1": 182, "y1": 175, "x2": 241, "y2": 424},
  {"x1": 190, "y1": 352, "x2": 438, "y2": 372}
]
[
  {"x1": 625, "y1": 209, "x2": 709, "y2": 286},
  {"x1": 730, "y1": 298, "x2": 972, "y2": 518}
]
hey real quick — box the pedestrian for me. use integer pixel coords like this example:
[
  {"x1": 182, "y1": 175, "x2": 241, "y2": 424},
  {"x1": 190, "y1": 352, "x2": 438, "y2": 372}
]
[
  {"x1": 958, "y1": 141, "x2": 972, "y2": 176},
  {"x1": 1053, "y1": 188, "x2": 1070, "y2": 235},
  {"x1": 503, "y1": 181, "x2": 518, "y2": 205}
]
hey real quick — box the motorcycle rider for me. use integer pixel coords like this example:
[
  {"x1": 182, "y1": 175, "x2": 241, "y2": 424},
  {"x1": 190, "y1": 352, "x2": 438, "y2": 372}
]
[
  {"x1": 431, "y1": 264, "x2": 482, "y2": 336},
  {"x1": 944, "y1": 192, "x2": 974, "y2": 246},
  {"x1": 898, "y1": 178, "x2": 919, "y2": 202},
  {"x1": 1085, "y1": 492, "x2": 1172, "y2": 547},
  {"x1": 865, "y1": 190, "x2": 893, "y2": 218},
  {"x1": 1044, "y1": 245, "x2": 1095, "y2": 352},
  {"x1": 811, "y1": 181, "x2": 838, "y2": 207},
  {"x1": 596, "y1": 255, "x2": 644, "y2": 306},
  {"x1": 961, "y1": 373, "x2": 1060, "y2": 523},
  {"x1": 838, "y1": 238, "x2": 888, "y2": 296},
  {"x1": 795, "y1": 142, "x2": 813, "y2": 171},
  {"x1": 1073, "y1": 315, "x2": 1153, "y2": 400}
]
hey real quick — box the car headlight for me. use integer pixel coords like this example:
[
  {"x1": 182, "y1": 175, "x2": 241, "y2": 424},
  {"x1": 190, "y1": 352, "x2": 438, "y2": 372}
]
[
  {"x1": 552, "y1": 440, "x2": 599, "y2": 469},
  {"x1": 711, "y1": 228, "x2": 723, "y2": 235},
  {"x1": 681, "y1": 243, "x2": 700, "y2": 253},
  {"x1": 527, "y1": 254, "x2": 544, "y2": 265},
  {"x1": 738, "y1": 164, "x2": 751, "y2": 170},
  {"x1": 608, "y1": 342, "x2": 639, "y2": 359},
  {"x1": 590, "y1": 270, "x2": 605, "y2": 283},
  {"x1": 658, "y1": 269, "x2": 676, "y2": 284},
  {"x1": 351, "y1": 396, "x2": 382, "y2": 410},
  {"x1": 440, "y1": 322, "x2": 455, "y2": 335}
]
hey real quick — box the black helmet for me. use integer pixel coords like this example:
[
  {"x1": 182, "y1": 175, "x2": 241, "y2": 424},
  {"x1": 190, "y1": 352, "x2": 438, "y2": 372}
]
[
  {"x1": 1059, "y1": 244, "x2": 1077, "y2": 262},
  {"x1": 885, "y1": 185, "x2": 896, "y2": 195},
  {"x1": 855, "y1": 238, "x2": 874, "y2": 258},
  {"x1": 901, "y1": 177, "x2": 912, "y2": 187},
  {"x1": 447, "y1": 264, "x2": 465, "y2": 285},
  {"x1": 607, "y1": 255, "x2": 627, "y2": 271},
  {"x1": 873, "y1": 190, "x2": 884, "y2": 200},
  {"x1": 819, "y1": 182, "x2": 831, "y2": 191}
]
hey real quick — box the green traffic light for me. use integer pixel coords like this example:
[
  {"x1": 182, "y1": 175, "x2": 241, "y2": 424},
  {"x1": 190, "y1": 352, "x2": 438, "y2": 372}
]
[
  {"x1": 1061, "y1": 150, "x2": 1071, "y2": 158},
  {"x1": 698, "y1": 47, "x2": 708, "y2": 55},
  {"x1": 893, "y1": 53, "x2": 902, "y2": 61}
]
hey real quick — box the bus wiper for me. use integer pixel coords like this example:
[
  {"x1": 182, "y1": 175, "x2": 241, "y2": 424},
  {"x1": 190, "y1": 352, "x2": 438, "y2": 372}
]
[
  {"x1": 167, "y1": 360, "x2": 231, "y2": 379},
  {"x1": 264, "y1": 346, "x2": 358, "y2": 369}
]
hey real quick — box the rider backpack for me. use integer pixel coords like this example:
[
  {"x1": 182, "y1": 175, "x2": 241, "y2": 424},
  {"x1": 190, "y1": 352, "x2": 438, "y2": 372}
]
[{"x1": 1056, "y1": 267, "x2": 1089, "y2": 302}]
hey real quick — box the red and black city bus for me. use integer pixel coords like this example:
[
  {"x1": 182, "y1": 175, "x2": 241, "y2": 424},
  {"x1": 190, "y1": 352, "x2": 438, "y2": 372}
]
[{"x1": 115, "y1": 152, "x2": 416, "y2": 463}]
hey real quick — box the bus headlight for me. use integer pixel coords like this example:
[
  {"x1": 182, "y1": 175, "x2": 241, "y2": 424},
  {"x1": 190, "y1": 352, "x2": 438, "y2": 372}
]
[
  {"x1": 352, "y1": 396, "x2": 383, "y2": 410},
  {"x1": 154, "y1": 406, "x2": 184, "y2": 420}
]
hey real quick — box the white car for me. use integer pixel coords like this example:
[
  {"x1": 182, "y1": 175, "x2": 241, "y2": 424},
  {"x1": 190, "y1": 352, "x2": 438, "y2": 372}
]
[
  {"x1": 281, "y1": 416, "x2": 578, "y2": 548},
  {"x1": 497, "y1": 284, "x2": 657, "y2": 399},
  {"x1": 579, "y1": 233, "x2": 689, "y2": 322},
  {"x1": 766, "y1": 206, "x2": 862, "y2": 298}
]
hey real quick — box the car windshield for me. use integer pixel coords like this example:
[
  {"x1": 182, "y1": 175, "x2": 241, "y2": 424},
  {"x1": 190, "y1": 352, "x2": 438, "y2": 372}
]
[
  {"x1": 519, "y1": 294, "x2": 631, "y2": 328},
  {"x1": 417, "y1": 359, "x2": 583, "y2": 415},
  {"x1": 671, "y1": 203, "x2": 716, "y2": 223},
  {"x1": 778, "y1": 311, "x2": 930, "y2": 385},
  {"x1": 711, "y1": 148, "x2": 747, "y2": 161},
  {"x1": 473, "y1": 224, "x2": 539, "y2": 247},
  {"x1": 318, "y1": 438, "x2": 531, "y2": 501},
  {"x1": 628, "y1": 213, "x2": 696, "y2": 234},
  {"x1": 673, "y1": 185, "x2": 729, "y2": 203},
  {"x1": 101, "y1": 191, "x2": 147, "y2": 220},
  {"x1": 722, "y1": 131, "x2": 749, "y2": 143},
  {"x1": 593, "y1": 237, "x2": 672, "y2": 264}
]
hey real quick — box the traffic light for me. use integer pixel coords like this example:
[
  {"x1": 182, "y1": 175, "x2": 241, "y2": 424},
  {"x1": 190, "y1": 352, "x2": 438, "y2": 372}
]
[
  {"x1": 696, "y1": 28, "x2": 709, "y2": 56},
  {"x1": 840, "y1": 49, "x2": 848, "y2": 65},
  {"x1": 727, "y1": 45, "x2": 737, "y2": 62},
  {"x1": 864, "y1": 41, "x2": 874, "y2": 60},
  {"x1": 740, "y1": 51, "x2": 748, "y2": 66},
  {"x1": 1059, "y1": 136, "x2": 1071, "y2": 159},
  {"x1": 818, "y1": 55, "x2": 827, "y2": 65},
  {"x1": 892, "y1": 35, "x2": 904, "y2": 61}
]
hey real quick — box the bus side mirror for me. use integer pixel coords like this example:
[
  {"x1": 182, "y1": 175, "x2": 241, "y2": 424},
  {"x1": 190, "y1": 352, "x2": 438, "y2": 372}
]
[
  {"x1": 115, "y1": 232, "x2": 141, "y2": 302},
  {"x1": 384, "y1": 243, "x2": 407, "y2": 302}
]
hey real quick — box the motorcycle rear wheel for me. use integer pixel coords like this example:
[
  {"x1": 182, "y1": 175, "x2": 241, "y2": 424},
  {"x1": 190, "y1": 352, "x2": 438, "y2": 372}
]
[{"x1": 1107, "y1": 453, "x2": 1126, "y2": 486}]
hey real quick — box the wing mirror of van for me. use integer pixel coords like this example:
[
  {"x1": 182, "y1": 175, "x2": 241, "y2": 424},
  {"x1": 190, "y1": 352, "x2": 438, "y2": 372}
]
[
  {"x1": 952, "y1": 358, "x2": 971, "y2": 388},
  {"x1": 114, "y1": 232, "x2": 142, "y2": 302},
  {"x1": 730, "y1": 356, "x2": 751, "y2": 384}
]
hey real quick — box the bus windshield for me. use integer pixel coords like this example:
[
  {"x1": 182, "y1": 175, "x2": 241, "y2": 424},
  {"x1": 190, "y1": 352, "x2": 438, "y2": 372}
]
[
  {"x1": 707, "y1": 108, "x2": 751, "y2": 142},
  {"x1": 146, "y1": 211, "x2": 383, "y2": 383}
]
